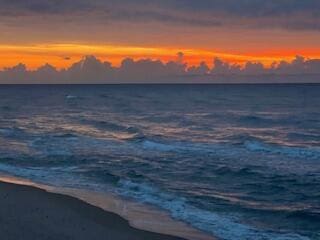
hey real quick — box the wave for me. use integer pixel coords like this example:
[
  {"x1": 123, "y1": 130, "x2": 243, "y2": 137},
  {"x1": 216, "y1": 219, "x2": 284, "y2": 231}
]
[
  {"x1": 238, "y1": 114, "x2": 276, "y2": 126},
  {"x1": 83, "y1": 169, "x2": 121, "y2": 184},
  {"x1": 287, "y1": 210, "x2": 320, "y2": 223},
  {"x1": 52, "y1": 133, "x2": 79, "y2": 139},
  {"x1": 287, "y1": 132, "x2": 320, "y2": 143},
  {"x1": 0, "y1": 158, "x2": 316, "y2": 239},
  {"x1": 65, "y1": 95, "x2": 78, "y2": 100},
  {"x1": 141, "y1": 137, "x2": 320, "y2": 162},
  {"x1": 214, "y1": 166, "x2": 257, "y2": 177},
  {"x1": 244, "y1": 140, "x2": 320, "y2": 160},
  {"x1": 142, "y1": 140, "x2": 180, "y2": 151},
  {"x1": 116, "y1": 180, "x2": 310, "y2": 240},
  {"x1": 77, "y1": 118, "x2": 146, "y2": 140},
  {"x1": 0, "y1": 128, "x2": 15, "y2": 136},
  {"x1": 0, "y1": 127, "x2": 25, "y2": 138},
  {"x1": 236, "y1": 112, "x2": 317, "y2": 125},
  {"x1": 79, "y1": 119, "x2": 128, "y2": 131},
  {"x1": 113, "y1": 132, "x2": 145, "y2": 142}
]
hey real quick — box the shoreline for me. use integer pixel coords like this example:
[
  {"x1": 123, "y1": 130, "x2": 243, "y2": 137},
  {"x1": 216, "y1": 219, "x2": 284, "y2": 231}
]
[{"x1": 0, "y1": 174, "x2": 215, "y2": 240}]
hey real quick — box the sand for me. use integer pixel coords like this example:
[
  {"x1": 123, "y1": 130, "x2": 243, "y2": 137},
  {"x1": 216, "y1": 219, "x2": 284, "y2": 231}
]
[{"x1": 0, "y1": 181, "x2": 186, "y2": 240}]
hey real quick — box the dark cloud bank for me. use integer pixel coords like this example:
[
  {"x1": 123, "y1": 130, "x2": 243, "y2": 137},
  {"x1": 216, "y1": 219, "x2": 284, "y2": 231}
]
[
  {"x1": 1, "y1": 0, "x2": 320, "y2": 31},
  {"x1": 1, "y1": 55, "x2": 319, "y2": 84}
]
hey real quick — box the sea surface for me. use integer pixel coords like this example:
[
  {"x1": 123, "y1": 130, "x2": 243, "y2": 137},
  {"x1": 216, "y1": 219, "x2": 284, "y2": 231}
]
[{"x1": 0, "y1": 84, "x2": 319, "y2": 240}]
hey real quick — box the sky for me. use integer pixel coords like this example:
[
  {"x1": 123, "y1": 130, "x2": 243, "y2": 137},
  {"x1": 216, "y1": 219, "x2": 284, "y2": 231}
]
[{"x1": 0, "y1": 0, "x2": 320, "y2": 83}]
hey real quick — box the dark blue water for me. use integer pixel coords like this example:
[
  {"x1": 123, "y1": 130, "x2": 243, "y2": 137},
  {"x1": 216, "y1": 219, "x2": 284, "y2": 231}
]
[{"x1": 0, "y1": 84, "x2": 319, "y2": 240}]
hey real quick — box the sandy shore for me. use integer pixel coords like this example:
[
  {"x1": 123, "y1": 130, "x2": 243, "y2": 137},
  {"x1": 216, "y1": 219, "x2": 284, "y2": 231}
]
[{"x1": 0, "y1": 181, "x2": 186, "y2": 240}]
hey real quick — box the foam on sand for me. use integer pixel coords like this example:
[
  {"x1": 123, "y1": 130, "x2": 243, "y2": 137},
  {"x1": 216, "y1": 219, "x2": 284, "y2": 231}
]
[{"x1": 0, "y1": 174, "x2": 214, "y2": 240}]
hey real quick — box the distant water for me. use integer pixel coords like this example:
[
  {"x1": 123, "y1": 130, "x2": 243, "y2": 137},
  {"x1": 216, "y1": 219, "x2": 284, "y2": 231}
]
[{"x1": 0, "y1": 84, "x2": 319, "y2": 240}]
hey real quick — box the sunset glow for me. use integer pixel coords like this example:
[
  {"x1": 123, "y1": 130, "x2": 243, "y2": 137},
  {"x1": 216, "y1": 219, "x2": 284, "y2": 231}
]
[
  {"x1": 0, "y1": 0, "x2": 320, "y2": 83},
  {"x1": 1, "y1": 43, "x2": 320, "y2": 70}
]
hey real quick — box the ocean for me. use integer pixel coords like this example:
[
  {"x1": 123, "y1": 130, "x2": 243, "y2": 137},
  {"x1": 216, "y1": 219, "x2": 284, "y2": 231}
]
[{"x1": 0, "y1": 84, "x2": 319, "y2": 240}]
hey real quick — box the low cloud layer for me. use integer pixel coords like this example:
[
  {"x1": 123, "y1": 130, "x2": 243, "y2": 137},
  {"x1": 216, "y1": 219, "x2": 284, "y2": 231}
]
[{"x1": 1, "y1": 55, "x2": 319, "y2": 84}]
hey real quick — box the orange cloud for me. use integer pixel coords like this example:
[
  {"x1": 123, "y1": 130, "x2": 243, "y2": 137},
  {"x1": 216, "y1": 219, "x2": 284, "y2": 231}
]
[{"x1": 1, "y1": 43, "x2": 320, "y2": 70}]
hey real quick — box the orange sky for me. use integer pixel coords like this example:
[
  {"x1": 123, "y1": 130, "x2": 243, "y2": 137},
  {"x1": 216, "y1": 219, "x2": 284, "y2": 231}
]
[
  {"x1": 1, "y1": 1, "x2": 320, "y2": 72},
  {"x1": 1, "y1": 43, "x2": 320, "y2": 70}
]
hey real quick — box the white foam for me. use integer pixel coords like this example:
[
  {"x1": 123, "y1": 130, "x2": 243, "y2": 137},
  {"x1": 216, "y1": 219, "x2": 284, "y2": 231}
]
[
  {"x1": 0, "y1": 173, "x2": 213, "y2": 240},
  {"x1": 117, "y1": 180, "x2": 310, "y2": 240},
  {"x1": 66, "y1": 95, "x2": 78, "y2": 100}
]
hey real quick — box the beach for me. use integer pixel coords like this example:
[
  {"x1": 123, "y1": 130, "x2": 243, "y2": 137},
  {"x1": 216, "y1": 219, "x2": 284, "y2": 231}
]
[
  {"x1": 0, "y1": 85, "x2": 318, "y2": 240},
  {"x1": 0, "y1": 181, "x2": 186, "y2": 240}
]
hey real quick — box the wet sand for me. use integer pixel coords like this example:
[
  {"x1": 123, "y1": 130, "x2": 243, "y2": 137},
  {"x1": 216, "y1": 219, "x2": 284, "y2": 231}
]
[{"x1": 0, "y1": 181, "x2": 186, "y2": 240}]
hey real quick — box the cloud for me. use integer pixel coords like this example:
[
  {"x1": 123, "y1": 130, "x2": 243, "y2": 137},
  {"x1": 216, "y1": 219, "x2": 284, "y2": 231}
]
[
  {"x1": 2, "y1": 0, "x2": 319, "y2": 17},
  {"x1": 1, "y1": 0, "x2": 319, "y2": 30},
  {"x1": 0, "y1": 0, "x2": 92, "y2": 15},
  {"x1": 108, "y1": 8, "x2": 222, "y2": 27},
  {"x1": 188, "y1": 62, "x2": 210, "y2": 75},
  {"x1": 0, "y1": 55, "x2": 320, "y2": 84}
]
